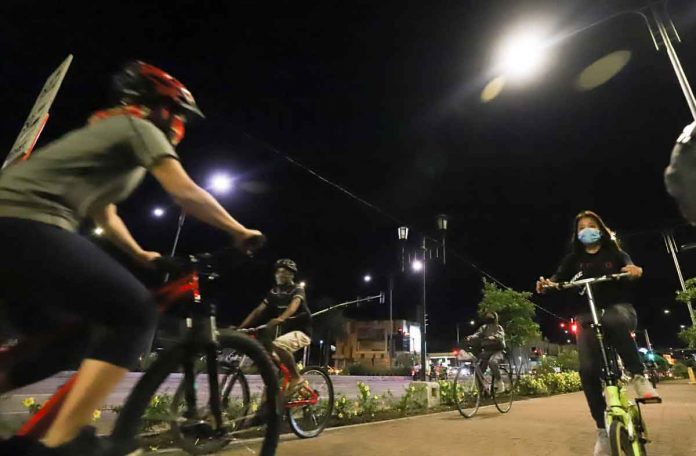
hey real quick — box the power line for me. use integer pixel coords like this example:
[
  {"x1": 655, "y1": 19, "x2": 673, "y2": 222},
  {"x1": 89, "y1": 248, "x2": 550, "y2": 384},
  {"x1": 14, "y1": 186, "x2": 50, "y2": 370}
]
[{"x1": 241, "y1": 131, "x2": 566, "y2": 321}]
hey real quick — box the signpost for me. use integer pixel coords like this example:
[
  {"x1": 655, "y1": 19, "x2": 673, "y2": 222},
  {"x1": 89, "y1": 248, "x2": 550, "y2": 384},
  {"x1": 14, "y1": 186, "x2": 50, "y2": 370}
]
[{"x1": 3, "y1": 54, "x2": 73, "y2": 169}]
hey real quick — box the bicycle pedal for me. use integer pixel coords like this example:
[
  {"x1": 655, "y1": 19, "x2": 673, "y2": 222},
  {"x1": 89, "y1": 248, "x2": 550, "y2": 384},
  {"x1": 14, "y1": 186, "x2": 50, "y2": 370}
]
[{"x1": 636, "y1": 396, "x2": 662, "y2": 405}]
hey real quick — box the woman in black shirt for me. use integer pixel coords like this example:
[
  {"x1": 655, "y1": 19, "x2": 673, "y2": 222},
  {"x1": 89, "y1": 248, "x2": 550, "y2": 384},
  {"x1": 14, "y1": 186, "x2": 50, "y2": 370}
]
[{"x1": 536, "y1": 211, "x2": 658, "y2": 456}]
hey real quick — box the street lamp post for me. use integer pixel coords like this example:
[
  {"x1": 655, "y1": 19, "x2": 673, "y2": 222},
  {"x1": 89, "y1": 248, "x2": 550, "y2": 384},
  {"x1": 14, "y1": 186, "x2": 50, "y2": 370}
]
[
  {"x1": 663, "y1": 231, "x2": 696, "y2": 325},
  {"x1": 397, "y1": 216, "x2": 448, "y2": 381}
]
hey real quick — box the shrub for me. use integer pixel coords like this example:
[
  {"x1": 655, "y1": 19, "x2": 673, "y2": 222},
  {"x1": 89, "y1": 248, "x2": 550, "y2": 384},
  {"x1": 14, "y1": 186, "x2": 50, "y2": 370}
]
[
  {"x1": 672, "y1": 362, "x2": 690, "y2": 379},
  {"x1": 557, "y1": 349, "x2": 580, "y2": 372}
]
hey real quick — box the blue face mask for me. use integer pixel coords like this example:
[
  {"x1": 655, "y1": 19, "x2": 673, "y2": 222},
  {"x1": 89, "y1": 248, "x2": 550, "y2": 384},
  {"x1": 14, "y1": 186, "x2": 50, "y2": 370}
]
[{"x1": 578, "y1": 227, "x2": 602, "y2": 245}]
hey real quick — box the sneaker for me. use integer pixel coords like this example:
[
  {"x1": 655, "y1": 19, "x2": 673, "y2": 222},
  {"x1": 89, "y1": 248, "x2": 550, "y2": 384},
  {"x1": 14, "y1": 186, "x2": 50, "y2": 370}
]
[
  {"x1": 630, "y1": 374, "x2": 660, "y2": 400},
  {"x1": 594, "y1": 429, "x2": 610, "y2": 456}
]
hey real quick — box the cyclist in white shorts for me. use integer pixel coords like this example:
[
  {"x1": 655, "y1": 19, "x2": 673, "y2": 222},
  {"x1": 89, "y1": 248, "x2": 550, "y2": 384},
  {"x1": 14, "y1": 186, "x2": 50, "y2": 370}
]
[{"x1": 239, "y1": 259, "x2": 312, "y2": 394}]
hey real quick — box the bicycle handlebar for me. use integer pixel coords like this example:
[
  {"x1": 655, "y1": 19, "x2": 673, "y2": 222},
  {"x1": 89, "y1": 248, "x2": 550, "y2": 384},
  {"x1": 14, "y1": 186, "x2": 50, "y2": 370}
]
[{"x1": 542, "y1": 272, "x2": 631, "y2": 290}]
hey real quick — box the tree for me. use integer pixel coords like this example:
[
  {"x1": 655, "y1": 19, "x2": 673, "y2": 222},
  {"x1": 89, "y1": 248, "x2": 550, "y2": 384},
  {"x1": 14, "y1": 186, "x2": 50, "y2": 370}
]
[
  {"x1": 679, "y1": 325, "x2": 696, "y2": 349},
  {"x1": 477, "y1": 280, "x2": 541, "y2": 347}
]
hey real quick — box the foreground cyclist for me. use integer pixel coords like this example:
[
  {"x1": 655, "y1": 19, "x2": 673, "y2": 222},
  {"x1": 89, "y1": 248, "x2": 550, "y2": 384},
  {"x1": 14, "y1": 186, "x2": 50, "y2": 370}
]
[
  {"x1": 536, "y1": 210, "x2": 658, "y2": 456},
  {"x1": 239, "y1": 259, "x2": 312, "y2": 396},
  {"x1": 464, "y1": 311, "x2": 506, "y2": 392},
  {"x1": 0, "y1": 61, "x2": 262, "y2": 455}
]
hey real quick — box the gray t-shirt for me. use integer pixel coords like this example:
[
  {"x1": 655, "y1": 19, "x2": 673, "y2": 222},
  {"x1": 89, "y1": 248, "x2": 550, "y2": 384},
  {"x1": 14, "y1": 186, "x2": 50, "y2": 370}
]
[{"x1": 0, "y1": 115, "x2": 178, "y2": 231}]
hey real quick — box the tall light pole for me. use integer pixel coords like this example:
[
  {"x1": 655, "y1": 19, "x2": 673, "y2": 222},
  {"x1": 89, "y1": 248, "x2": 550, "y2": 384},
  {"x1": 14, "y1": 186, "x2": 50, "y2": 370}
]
[
  {"x1": 663, "y1": 230, "x2": 696, "y2": 325},
  {"x1": 496, "y1": 1, "x2": 696, "y2": 121},
  {"x1": 397, "y1": 216, "x2": 448, "y2": 381}
]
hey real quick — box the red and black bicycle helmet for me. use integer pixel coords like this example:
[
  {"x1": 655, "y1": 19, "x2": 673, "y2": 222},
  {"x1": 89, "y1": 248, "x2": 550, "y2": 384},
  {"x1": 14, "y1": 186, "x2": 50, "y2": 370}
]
[{"x1": 112, "y1": 61, "x2": 204, "y2": 120}]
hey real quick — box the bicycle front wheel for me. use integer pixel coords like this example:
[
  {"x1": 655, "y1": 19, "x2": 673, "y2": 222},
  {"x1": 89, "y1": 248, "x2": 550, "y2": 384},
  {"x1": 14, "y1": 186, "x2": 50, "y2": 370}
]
[
  {"x1": 609, "y1": 420, "x2": 634, "y2": 456},
  {"x1": 287, "y1": 367, "x2": 335, "y2": 438},
  {"x1": 112, "y1": 332, "x2": 280, "y2": 456},
  {"x1": 493, "y1": 364, "x2": 517, "y2": 414},
  {"x1": 168, "y1": 355, "x2": 252, "y2": 455},
  {"x1": 454, "y1": 365, "x2": 481, "y2": 418}
]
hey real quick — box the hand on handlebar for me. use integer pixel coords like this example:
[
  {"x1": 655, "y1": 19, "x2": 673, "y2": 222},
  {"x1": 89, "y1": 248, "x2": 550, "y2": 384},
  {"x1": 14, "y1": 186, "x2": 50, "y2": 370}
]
[
  {"x1": 135, "y1": 250, "x2": 162, "y2": 269},
  {"x1": 621, "y1": 264, "x2": 643, "y2": 279},
  {"x1": 233, "y1": 229, "x2": 266, "y2": 256},
  {"x1": 536, "y1": 276, "x2": 558, "y2": 294}
]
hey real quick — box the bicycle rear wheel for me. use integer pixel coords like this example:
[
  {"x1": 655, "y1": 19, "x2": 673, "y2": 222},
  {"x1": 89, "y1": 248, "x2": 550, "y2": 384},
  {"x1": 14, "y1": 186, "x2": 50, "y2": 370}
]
[
  {"x1": 112, "y1": 333, "x2": 280, "y2": 456},
  {"x1": 287, "y1": 367, "x2": 334, "y2": 438},
  {"x1": 454, "y1": 365, "x2": 481, "y2": 418},
  {"x1": 493, "y1": 363, "x2": 516, "y2": 414}
]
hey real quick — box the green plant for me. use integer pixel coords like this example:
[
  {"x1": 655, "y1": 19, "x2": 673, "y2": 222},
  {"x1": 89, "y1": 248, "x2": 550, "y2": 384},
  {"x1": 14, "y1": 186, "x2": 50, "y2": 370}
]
[
  {"x1": 478, "y1": 280, "x2": 541, "y2": 347},
  {"x1": 438, "y1": 380, "x2": 463, "y2": 406},
  {"x1": 678, "y1": 325, "x2": 696, "y2": 349},
  {"x1": 672, "y1": 362, "x2": 690, "y2": 379},
  {"x1": 516, "y1": 375, "x2": 549, "y2": 396},
  {"x1": 534, "y1": 356, "x2": 559, "y2": 375},
  {"x1": 22, "y1": 397, "x2": 42, "y2": 415},
  {"x1": 396, "y1": 384, "x2": 427, "y2": 414},
  {"x1": 356, "y1": 382, "x2": 382, "y2": 417},
  {"x1": 557, "y1": 350, "x2": 580, "y2": 371},
  {"x1": 334, "y1": 394, "x2": 356, "y2": 420}
]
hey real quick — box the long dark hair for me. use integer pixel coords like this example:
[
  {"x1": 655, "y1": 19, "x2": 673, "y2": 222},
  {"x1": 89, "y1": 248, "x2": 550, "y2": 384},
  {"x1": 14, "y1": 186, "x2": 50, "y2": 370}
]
[{"x1": 570, "y1": 210, "x2": 622, "y2": 255}]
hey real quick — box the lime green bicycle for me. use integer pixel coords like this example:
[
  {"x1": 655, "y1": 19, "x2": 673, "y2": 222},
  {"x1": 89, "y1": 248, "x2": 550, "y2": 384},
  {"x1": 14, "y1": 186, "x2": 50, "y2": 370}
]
[{"x1": 545, "y1": 273, "x2": 661, "y2": 456}]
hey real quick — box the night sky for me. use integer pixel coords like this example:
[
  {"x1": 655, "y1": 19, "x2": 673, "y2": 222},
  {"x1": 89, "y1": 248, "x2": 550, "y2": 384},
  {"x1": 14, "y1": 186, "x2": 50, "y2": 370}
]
[{"x1": 2, "y1": 0, "x2": 696, "y2": 351}]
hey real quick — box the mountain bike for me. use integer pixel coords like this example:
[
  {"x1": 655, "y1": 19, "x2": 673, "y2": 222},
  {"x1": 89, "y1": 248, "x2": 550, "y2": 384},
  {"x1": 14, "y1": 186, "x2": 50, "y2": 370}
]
[{"x1": 544, "y1": 272, "x2": 661, "y2": 456}]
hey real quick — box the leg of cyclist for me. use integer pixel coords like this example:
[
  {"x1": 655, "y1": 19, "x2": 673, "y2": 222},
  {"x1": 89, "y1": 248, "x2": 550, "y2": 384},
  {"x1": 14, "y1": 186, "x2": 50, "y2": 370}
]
[
  {"x1": 602, "y1": 303, "x2": 658, "y2": 400},
  {"x1": 0, "y1": 219, "x2": 158, "y2": 449},
  {"x1": 488, "y1": 352, "x2": 505, "y2": 391},
  {"x1": 577, "y1": 315, "x2": 610, "y2": 456},
  {"x1": 273, "y1": 331, "x2": 311, "y2": 394}
]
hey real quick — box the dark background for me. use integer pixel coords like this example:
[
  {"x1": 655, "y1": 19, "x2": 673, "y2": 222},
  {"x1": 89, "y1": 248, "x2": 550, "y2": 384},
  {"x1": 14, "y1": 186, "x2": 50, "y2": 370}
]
[{"x1": 2, "y1": 0, "x2": 696, "y2": 351}]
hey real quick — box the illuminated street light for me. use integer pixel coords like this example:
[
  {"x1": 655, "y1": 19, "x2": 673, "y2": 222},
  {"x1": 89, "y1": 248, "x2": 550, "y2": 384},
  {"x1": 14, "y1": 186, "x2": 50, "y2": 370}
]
[
  {"x1": 93, "y1": 227, "x2": 104, "y2": 236},
  {"x1": 664, "y1": 309, "x2": 671, "y2": 315},
  {"x1": 496, "y1": 30, "x2": 549, "y2": 80},
  {"x1": 412, "y1": 260, "x2": 423, "y2": 272},
  {"x1": 363, "y1": 274, "x2": 372, "y2": 283},
  {"x1": 208, "y1": 173, "x2": 234, "y2": 195},
  {"x1": 680, "y1": 324, "x2": 686, "y2": 329},
  {"x1": 470, "y1": 320, "x2": 476, "y2": 326},
  {"x1": 152, "y1": 207, "x2": 165, "y2": 218},
  {"x1": 299, "y1": 281, "x2": 307, "y2": 288}
]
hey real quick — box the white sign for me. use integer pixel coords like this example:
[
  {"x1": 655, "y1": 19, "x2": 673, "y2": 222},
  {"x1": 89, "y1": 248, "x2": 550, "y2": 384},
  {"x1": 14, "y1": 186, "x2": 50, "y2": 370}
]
[{"x1": 3, "y1": 54, "x2": 73, "y2": 169}]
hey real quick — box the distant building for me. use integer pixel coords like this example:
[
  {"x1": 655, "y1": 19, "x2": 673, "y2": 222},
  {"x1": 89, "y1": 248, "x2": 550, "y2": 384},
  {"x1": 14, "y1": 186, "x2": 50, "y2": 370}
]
[{"x1": 333, "y1": 319, "x2": 420, "y2": 369}]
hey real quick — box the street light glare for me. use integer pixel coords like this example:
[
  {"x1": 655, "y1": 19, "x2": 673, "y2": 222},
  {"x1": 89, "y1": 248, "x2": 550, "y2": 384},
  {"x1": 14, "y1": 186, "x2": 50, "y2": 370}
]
[
  {"x1": 209, "y1": 173, "x2": 234, "y2": 195},
  {"x1": 152, "y1": 207, "x2": 165, "y2": 218},
  {"x1": 363, "y1": 274, "x2": 372, "y2": 283},
  {"x1": 664, "y1": 309, "x2": 671, "y2": 314},
  {"x1": 412, "y1": 260, "x2": 423, "y2": 272},
  {"x1": 93, "y1": 227, "x2": 104, "y2": 236},
  {"x1": 497, "y1": 31, "x2": 548, "y2": 79}
]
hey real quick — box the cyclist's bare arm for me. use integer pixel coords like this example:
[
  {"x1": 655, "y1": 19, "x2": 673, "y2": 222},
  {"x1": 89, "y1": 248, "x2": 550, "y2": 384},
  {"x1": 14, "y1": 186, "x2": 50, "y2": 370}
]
[
  {"x1": 89, "y1": 204, "x2": 159, "y2": 266},
  {"x1": 150, "y1": 157, "x2": 260, "y2": 243},
  {"x1": 271, "y1": 297, "x2": 302, "y2": 325},
  {"x1": 240, "y1": 302, "x2": 267, "y2": 329}
]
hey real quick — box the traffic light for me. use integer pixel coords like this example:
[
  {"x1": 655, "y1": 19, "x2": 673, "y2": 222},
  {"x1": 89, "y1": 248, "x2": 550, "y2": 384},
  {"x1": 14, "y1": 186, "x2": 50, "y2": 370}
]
[
  {"x1": 560, "y1": 322, "x2": 566, "y2": 329},
  {"x1": 570, "y1": 322, "x2": 577, "y2": 334}
]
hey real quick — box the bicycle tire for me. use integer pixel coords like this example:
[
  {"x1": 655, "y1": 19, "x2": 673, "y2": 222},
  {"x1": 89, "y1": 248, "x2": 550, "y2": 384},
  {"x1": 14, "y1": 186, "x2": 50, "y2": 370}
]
[
  {"x1": 454, "y1": 366, "x2": 481, "y2": 418},
  {"x1": 112, "y1": 333, "x2": 280, "y2": 456},
  {"x1": 609, "y1": 420, "x2": 634, "y2": 456},
  {"x1": 493, "y1": 364, "x2": 516, "y2": 414},
  {"x1": 287, "y1": 367, "x2": 334, "y2": 439}
]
